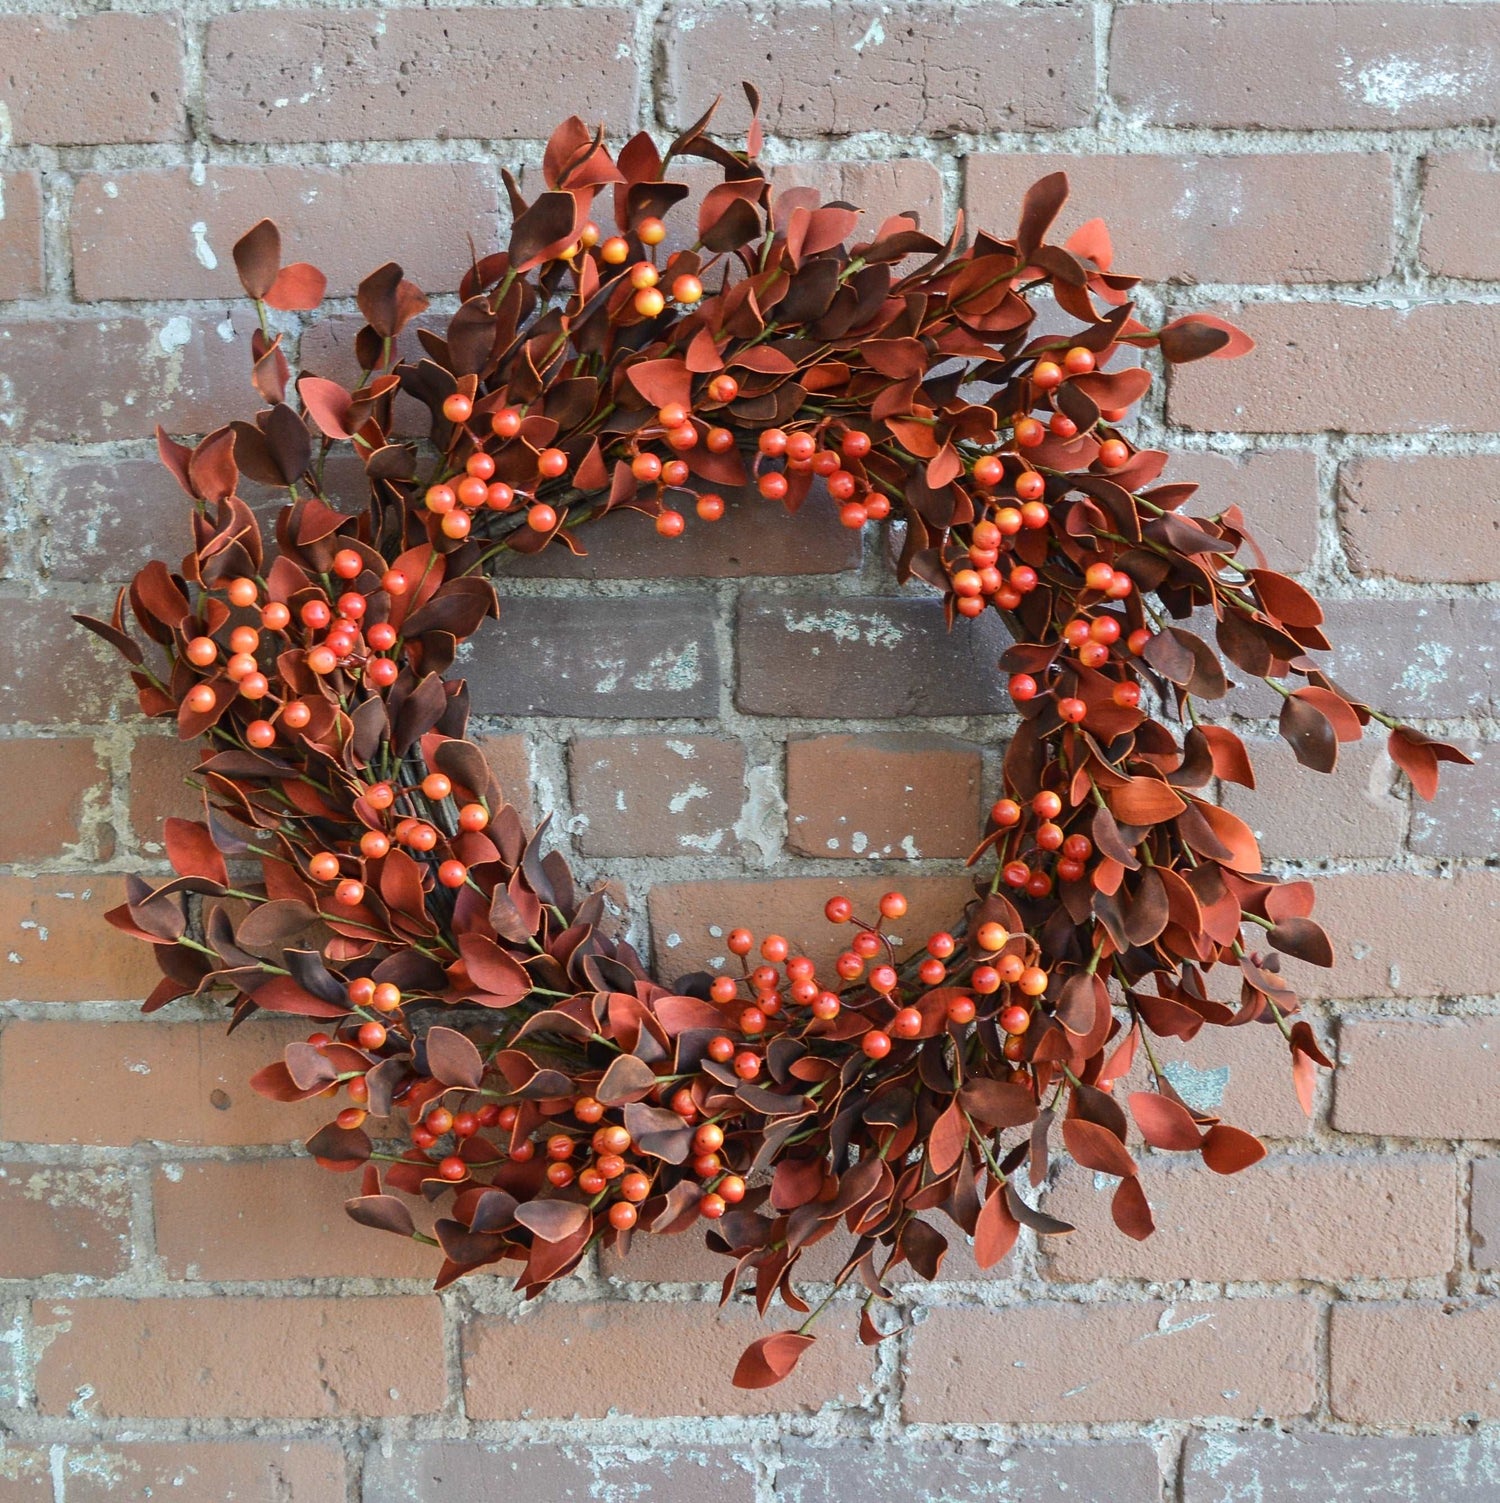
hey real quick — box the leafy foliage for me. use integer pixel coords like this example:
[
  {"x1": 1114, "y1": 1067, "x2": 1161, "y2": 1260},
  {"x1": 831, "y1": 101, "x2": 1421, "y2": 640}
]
[{"x1": 79, "y1": 88, "x2": 1465, "y2": 1387}]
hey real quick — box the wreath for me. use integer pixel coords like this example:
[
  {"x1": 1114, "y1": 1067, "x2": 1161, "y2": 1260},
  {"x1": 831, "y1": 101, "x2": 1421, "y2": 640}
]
[{"x1": 81, "y1": 87, "x2": 1467, "y2": 1389}]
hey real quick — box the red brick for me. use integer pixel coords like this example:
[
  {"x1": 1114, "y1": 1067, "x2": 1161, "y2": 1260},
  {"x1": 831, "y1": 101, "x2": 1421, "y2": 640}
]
[
  {"x1": 650, "y1": 873, "x2": 975, "y2": 977},
  {"x1": 476, "y1": 734, "x2": 533, "y2": 826},
  {"x1": 0, "y1": 1449, "x2": 49, "y2": 1498},
  {"x1": 1130, "y1": 1015, "x2": 1316, "y2": 1140},
  {"x1": 206, "y1": 8, "x2": 638, "y2": 143},
  {"x1": 505, "y1": 482, "x2": 860, "y2": 580},
  {"x1": 571, "y1": 735, "x2": 745, "y2": 858},
  {"x1": 737, "y1": 595, "x2": 1011, "y2": 717},
  {"x1": 0, "y1": 173, "x2": 44, "y2": 300},
  {"x1": 1220, "y1": 735, "x2": 1401, "y2": 863},
  {"x1": 1316, "y1": 599, "x2": 1500, "y2": 721},
  {"x1": 1340, "y1": 455, "x2": 1500, "y2": 584},
  {"x1": 0, "y1": 739, "x2": 106, "y2": 862},
  {"x1": 363, "y1": 1443, "x2": 754, "y2": 1503},
  {"x1": 464, "y1": 1300, "x2": 874, "y2": 1417},
  {"x1": 34, "y1": 1296, "x2": 444, "y2": 1417},
  {"x1": 905, "y1": 1298, "x2": 1316, "y2": 1423},
  {"x1": 1412, "y1": 737, "x2": 1500, "y2": 859},
  {"x1": 466, "y1": 598, "x2": 719, "y2": 718},
  {"x1": 1183, "y1": 1431, "x2": 1500, "y2": 1503},
  {"x1": 786, "y1": 733, "x2": 982, "y2": 860},
  {"x1": 0, "y1": 595, "x2": 132, "y2": 725},
  {"x1": 72, "y1": 164, "x2": 501, "y2": 301},
  {"x1": 1331, "y1": 1300, "x2": 1500, "y2": 1423},
  {"x1": 0, "y1": 877, "x2": 160, "y2": 1002},
  {"x1": 1044, "y1": 1154, "x2": 1455, "y2": 1283},
  {"x1": 0, "y1": 1019, "x2": 333, "y2": 1147},
  {"x1": 0, "y1": 314, "x2": 254, "y2": 443},
  {"x1": 1472, "y1": 1159, "x2": 1500, "y2": 1270},
  {"x1": 0, "y1": 1164, "x2": 131, "y2": 1279},
  {"x1": 666, "y1": 3, "x2": 1093, "y2": 136},
  {"x1": 968, "y1": 153, "x2": 1392, "y2": 285},
  {"x1": 1112, "y1": 4, "x2": 1500, "y2": 129},
  {"x1": 128, "y1": 734, "x2": 202, "y2": 851},
  {"x1": 154, "y1": 1159, "x2": 435, "y2": 1281},
  {"x1": 1285, "y1": 873, "x2": 1500, "y2": 1002},
  {"x1": 1423, "y1": 152, "x2": 1500, "y2": 280},
  {"x1": 0, "y1": 14, "x2": 184, "y2": 144},
  {"x1": 1169, "y1": 303, "x2": 1500, "y2": 434},
  {"x1": 56, "y1": 1442, "x2": 345, "y2": 1503},
  {"x1": 776, "y1": 1439, "x2": 1163, "y2": 1503},
  {"x1": 36, "y1": 458, "x2": 195, "y2": 585},
  {"x1": 1334, "y1": 1016, "x2": 1500, "y2": 1138}
]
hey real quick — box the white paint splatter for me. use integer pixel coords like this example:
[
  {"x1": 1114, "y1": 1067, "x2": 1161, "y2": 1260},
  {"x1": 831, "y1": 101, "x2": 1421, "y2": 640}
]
[
  {"x1": 1342, "y1": 51, "x2": 1480, "y2": 112},
  {"x1": 156, "y1": 316, "x2": 193, "y2": 354},
  {"x1": 852, "y1": 17, "x2": 885, "y2": 51},
  {"x1": 782, "y1": 607, "x2": 905, "y2": 650},
  {"x1": 668, "y1": 782, "x2": 709, "y2": 815},
  {"x1": 189, "y1": 221, "x2": 218, "y2": 271}
]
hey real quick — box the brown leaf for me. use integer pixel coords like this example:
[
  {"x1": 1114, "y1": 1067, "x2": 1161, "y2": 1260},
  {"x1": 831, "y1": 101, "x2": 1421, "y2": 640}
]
[
  {"x1": 1127, "y1": 1090, "x2": 1204, "y2": 1150},
  {"x1": 1107, "y1": 777, "x2": 1186, "y2": 826},
  {"x1": 425, "y1": 1026, "x2": 484, "y2": 1089},
  {"x1": 514, "y1": 1198, "x2": 590, "y2": 1243},
  {"x1": 974, "y1": 1186, "x2": 1021, "y2": 1269},
  {"x1": 1268, "y1": 916, "x2": 1335, "y2": 968},
  {"x1": 456, "y1": 933, "x2": 531, "y2": 1006},
  {"x1": 232, "y1": 219, "x2": 280, "y2": 299},
  {"x1": 1201, "y1": 1124, "x2": 1267, "y2": 1175},
  {"x1": 732, "y1": 1332, "x2": 815, "y2": 1389},
  {"x1": 163, "y1": 818, "x2": 228, "y2": 888},
  {"x1": 928, "y1": 1100, "x2": 968, "y2": 1176},
  {"x1": 1279, "y1": 693, "x2": 1337, "y2": 773},
  {"x1": 1061, "y1": 1117, "x2": 1137, "y2": 1179},
  {"x1": 1111, "y1": 1175, "x2": 1155, "y2": 1240}
]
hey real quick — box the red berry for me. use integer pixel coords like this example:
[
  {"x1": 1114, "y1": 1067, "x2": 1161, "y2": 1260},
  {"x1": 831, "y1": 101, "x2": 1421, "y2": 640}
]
[
  {"x1": 1058, "y1": 697, "x2": 1087, "y2": 724},
  {"x1": 655, "y1": 509, "x2": 686, "y2": 538},
  {"x1": 335, "y1": 878, "x2": 365, "y2": 907},
  {"x1": 527, "y1": 503, "x2": 558, "y2": 532},
  {"x1": 357, "y1": 1021, "x2": 387, "y2": 1050},
  {"x1": 1009, "y1": 673, "x2": 1037, "y2": 702},
  {"x1": 947, "y1": 995, "x2": 977, "y2": 1024},
  {"x1": 841, "y1": 430, "x2": 872, "y2": 459},
  {"x1": 491, "y1": 407, "x2": 522, "y2": 438},
  {"x1": 438, "y1": 860, "x2": 468, "y2": 889},
  {"x1": 1000, "y1": 1004, "x2": 1031, "y2": 1035},
  {"x1": 879, "y1": 891, "x2": 908, "y2": 920},
  {"x1": 1098, "y1": 439, "x2": 1130, "y2": 469},
  {"x1": 1014, "y1": 471, "x2": 1045, "y2": 502},
  {"x1": 991, "y1": 798, "x2": 1021, "y2": 827},
  {"x1": 696, "y1": 492, "x2": 725, "y2": 521},
  {"x1": 869, "y1": 965, "x2": 898, "y2": 994},
  {"x1": 758, "y1": 472, "x2": 788, "y2": 502},
  {"x1": 862, "y1": 1029, "x2": 893, "y2": 1059},
  {"x1": 538, "y1": 447, "x2": 569, "y2": 479},
  {"x1": 1064, "y1": 346, "x2": 1096, "y2": 375},
  {"x1": 972, "y1": 455, "x2": 1003, "y2": 488},
  {"x1": 442, "y1": 393, "x2": 473, "y2": 423},
  {"x1": 1032, "y1": 360, "x2": 1063, "y2": 389},
  {"x1": 892, "y1": 1007, "x2": 923, "y2": 1038},
  {"x1": 1014, "y1": 417, "x2": 1045, "y2": 448},
  {"x1": 824, "y1": 896, "x2": 852, "y2": 923}
]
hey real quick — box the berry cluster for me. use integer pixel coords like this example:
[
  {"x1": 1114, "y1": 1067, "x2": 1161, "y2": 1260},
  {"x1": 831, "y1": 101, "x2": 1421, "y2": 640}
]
[{"x1": 82, "y1": 88, "x2": 1467, "y2": 1389}]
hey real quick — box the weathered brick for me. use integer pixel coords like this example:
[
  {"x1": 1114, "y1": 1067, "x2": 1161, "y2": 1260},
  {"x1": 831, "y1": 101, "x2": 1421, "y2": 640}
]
[
  {"x1": 0, "y1": 14, "x2": 184, "y2": 144},
  {"x1": 463, "y1": 1300, "x2": 875, "y2": 1417},
  {"x1": 1321, "y1": 599, "x2": 1500, "y2": 720},
  {"x1": 475, "y1": 734, "x2": 533, "y2": 825},
  {"x1": 465, "y1": 597, "x2": 718, "y2": 718},
  {"x1": 571, "y1": 734, "x2": 745, "y2": 858},
  {"x1": 0, "y1": 1020, "x2": 332, "y2": 1147},
  {"x1": 154, "y1": 1159, "x2": 436, "y2": 1282},
  {"x1": 1334, "y1": 1016, "x2": 1500, "y2": 1138},
  {"x1": 905, "y1": 1298, "x2": 1316, "y2": 1423},
  {"x1": 1287, "y1": 873, "x2": 1500, "y2": 1003},
  {"x1": 1133, "y1": 1015, "x2": 1316, "y2": 1140},
  {"x1": 786, "y1": 732, "x2": 982, "y2": 860},
  {"x1": 1044, "y1": 1154, "x2": 1456, "y2": 1283},
  {"x1": 505, "y1": 484, "x2": 860, "y2": 581},
  {"x1": 72, "y1": 164, "x2": 502, "y2": 301},
  {"x1": 0, "y1": 173, "x2": 44, "y2": 301},
  {"x1": 0, "y1": 1164, "x2": 131, "y2": 1279},
  {"x1": 50, "y1": 1443, "x2": 345, "y2": 1503},
  {"x1": 650, "y1": 874, "x2": 975, "y2": 977},
  {"x1": 1164, "y1": 449, "x2": 1323, "y2": 576},
  {"x1": 666, "y1": 3, "x2": 1094, "y2": 136},
  {"x1": 1182, "y1": 1430, "x2": 1500, "y2": 1503},
  {"x1": 0, "y1": 739, "x2": 106, "y2": 862},
  {"x1": 1112, "y1": 4, "x2": 1500, "y2": 129},
  {"x1": 206, "y1": 8, "x2": 638, "y2": 143},
  {"x1": 0, "y1": 595, "x2": 132, "y2": 725},
  {"x1": 1423, "y1": 152, "x2": 1500, "y2": 280},
  {"x1": 0, "y1": 1448, "x2": 49, "y2": 1498},
  {"x1": 1220, "y1": 735, "x2": 1401, "y2": 862},
  {"x1": 1169, "y1": 304, "x2": 1500, "y2": 435},
  {"x1": 36, "y1": 458, "x2": 194, "y2": 585},
  {"x1": 1340, "y1": 455, "x2": 1500, "y2": 585},
  {"x1": 0, "y1": 877, "x2": 159, "y2": 1002},
  {"x1": 737, "y1": 595, "x2": 1011, "y2": 717},
  {"x1": 128, "y1": 734, "x2": 202, "y2": 852},
  {"x1": 34, "y1": 1296, "x2": 444, "y2": 1418},
  {"x1": 1331, "y1": 1300, "x2": 1500, "y2": 1423},
  {"x1": 1471, "y1": 1159, "x2": 1500, "y2": 1270},
  {"x1": 0, "y1": 315, "x2": 253, "y2": 444},
  {"x1": 969, "y1": 153, "x2": 1393, "y2": 284},
  {"x1": 774, "y1": 1439, "x2": 1164, "y2": 1503},
  {"x1": 364, "y1": 1443, "x2": 755, "y2": 1503}
]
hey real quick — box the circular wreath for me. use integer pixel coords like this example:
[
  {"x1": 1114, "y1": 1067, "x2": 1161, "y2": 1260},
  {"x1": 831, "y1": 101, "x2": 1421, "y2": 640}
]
[{"x1": 83, "y1": 89, "x2": 1467, "y2": 1389}]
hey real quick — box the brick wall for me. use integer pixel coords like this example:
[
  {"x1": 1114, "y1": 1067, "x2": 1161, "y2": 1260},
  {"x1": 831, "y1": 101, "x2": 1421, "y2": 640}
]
[{"x1": 2, "y1": 3, "x2": 1498, "y2": 1499}]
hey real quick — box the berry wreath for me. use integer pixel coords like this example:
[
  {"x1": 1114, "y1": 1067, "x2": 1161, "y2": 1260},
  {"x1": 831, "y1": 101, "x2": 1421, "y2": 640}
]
[{"x1": 83, "y1": 89, "x2": 1467, "y2": 1388}]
